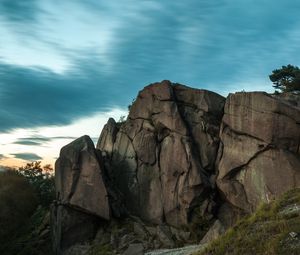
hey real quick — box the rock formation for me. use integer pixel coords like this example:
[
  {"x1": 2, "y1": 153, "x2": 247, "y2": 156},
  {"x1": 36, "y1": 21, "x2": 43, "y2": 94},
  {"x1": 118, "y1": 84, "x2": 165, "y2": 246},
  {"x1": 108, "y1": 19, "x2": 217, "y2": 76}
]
[
  {"x1": 55, "y1": 135, "x2": 110, "y2": 219},
  {"x1": 97, "y1": 80, "x2": 225, "y2": 227},
  {"x1": 53, "y1": 135, "x2": 111, "y2": 254},
  {"x1": 52, "y1": 81, "x2": 300, "y2": 254},
  {"x1": 216, "y1": 92, "x2": 300, "y2": 213}
]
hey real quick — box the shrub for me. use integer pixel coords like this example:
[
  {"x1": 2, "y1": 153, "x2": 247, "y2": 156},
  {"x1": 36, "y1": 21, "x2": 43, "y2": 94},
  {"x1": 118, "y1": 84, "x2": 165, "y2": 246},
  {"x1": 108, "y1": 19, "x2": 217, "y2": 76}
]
[{"x1": 0, "y1": 171, "x2": 38, "y2": 251}]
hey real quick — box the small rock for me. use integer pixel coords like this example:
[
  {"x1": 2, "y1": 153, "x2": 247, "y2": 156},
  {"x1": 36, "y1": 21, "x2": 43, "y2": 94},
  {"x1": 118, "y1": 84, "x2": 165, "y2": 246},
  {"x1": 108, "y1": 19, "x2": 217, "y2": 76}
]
[
  {"x1": 200, "y1": 220, "x2": 225, "y2": 244},
  {"x1": 170, "y1": 226, "x2": 191, "y2": 242},
  {"x1": 63, "y1": 245, "x2": 90, "y2": 255},
  {"x1": 156, "y1": 225, "x2": 175, "y2": 248},
  {"x1": 134, "y1": 221, "x2": 149, "y2": 239},
  {"x1": 122, "y1": 243, "x2": 144, "y2": 255},
  {"x1": 119, "y1": 233, "x2": 136, "y2": 250},
  {"x1": 146, "y1": 226, "x2": 157, "y2": 236},
  {"x1": 39, "y1": 229, "x2": 50, "y2": 238},
  {"x1": 289, "y1": 232, "x2": 298, "y2": 238}
]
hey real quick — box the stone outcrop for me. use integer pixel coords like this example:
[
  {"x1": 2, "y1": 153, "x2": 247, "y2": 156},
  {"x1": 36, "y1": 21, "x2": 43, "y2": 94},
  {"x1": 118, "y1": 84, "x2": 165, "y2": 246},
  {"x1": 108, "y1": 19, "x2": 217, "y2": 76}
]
[
  {"x1": 216, "y1": 92, "x2": 300, "y2": 213},
  {"x1": 55, "y1": 135, "x2": 110, "y2": 219},
  {"x1": 53, "y1": 135, "x2": 112, "y2": 254},
  {"x1": 97, "y1": 118, "x2": 119, "y2": 160},
  {"x1": 52, "y1": 81, "x2": 300, "y2": 254},
  {"x1": 98, "y1": 80, "x2": 225, "y2": 227}
]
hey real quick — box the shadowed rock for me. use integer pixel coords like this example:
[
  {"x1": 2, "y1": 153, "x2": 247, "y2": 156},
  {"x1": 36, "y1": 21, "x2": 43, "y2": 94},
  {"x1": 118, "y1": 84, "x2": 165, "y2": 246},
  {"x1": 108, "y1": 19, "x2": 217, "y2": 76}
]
[{"x1": 51, "y1": 204, "x2": 102, "y2": 255}]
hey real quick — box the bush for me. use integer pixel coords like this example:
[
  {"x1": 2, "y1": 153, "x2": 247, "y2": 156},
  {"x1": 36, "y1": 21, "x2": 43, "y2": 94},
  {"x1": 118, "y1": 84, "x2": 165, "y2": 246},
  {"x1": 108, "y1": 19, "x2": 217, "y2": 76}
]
[{"x1": 0, "y1": 171, "x2": 38, "y2": 250}]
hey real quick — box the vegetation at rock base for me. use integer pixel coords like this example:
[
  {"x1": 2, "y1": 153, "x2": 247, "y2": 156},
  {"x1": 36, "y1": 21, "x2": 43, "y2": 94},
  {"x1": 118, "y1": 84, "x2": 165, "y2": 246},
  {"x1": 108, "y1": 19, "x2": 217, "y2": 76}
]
[
  {"x1": 0, "y1": 162, "x2": 55, "y2": 255},
  {"x1": 18, "y1": 161, "x2": 55, "y2": 206},
  {"x1": 0, "y1": 171, "x2": 38, "y2": 252},
  {"x1": 269, "y1": 64, "x2": 300, "y2": 92},
  {"x1": 194, "y1": 188, "x2": 300, "y2": 255}
]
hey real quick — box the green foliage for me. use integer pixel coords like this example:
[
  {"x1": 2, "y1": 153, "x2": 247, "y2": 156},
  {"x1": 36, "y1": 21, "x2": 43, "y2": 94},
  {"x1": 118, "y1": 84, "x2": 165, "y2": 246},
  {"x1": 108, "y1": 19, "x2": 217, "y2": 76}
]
[
  {"x1": 18, "y1": 161, "x2": 55, "y2": 206},
  {"x1": 194, "y1": 188, "x2": 300, "y2": 255},
  {"x1": 269, "y1": 64, "x2": 300, "y2": 92},
  {"x1": 0, "y1": 171, "x2": 38, "y2": 253},
  {"x1": 0, "y1": 163, "x2": 55, "y2": 254}
]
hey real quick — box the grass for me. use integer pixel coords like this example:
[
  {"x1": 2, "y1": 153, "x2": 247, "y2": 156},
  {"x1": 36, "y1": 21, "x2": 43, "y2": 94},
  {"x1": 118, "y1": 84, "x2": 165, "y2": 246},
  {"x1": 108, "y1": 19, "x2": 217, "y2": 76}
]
[{"x1": 194, "y1": 188, "x2": 300, "y2": 255}]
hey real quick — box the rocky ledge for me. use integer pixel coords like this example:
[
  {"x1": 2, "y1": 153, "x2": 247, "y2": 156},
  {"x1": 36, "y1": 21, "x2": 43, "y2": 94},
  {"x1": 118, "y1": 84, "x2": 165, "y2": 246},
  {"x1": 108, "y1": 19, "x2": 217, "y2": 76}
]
[{"x1": 51, "y1": 81, "x2": 300, "y2": 255}]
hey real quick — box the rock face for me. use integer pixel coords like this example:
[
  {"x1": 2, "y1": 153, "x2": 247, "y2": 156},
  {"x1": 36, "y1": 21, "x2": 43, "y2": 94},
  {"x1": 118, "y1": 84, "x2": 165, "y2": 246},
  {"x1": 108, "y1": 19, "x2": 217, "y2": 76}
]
[
  {"x1": 55, "y1": 135, "x2": 110, "y2": 219},
  {"x1": 98, "y1": 80, "x2": 225, "y2": 227},
  {"x1": 216, "y1": 92, "x2": 300, "y2": 213},
  {"x1": 97, "y1": 118, "x2": 119, "y2": 159},
  {"x1": 53, "y1": 136, "x2": 112, "y2": 254},
  {"x1": 52, "y1": 81, "x2": 300, "y2": 254}
]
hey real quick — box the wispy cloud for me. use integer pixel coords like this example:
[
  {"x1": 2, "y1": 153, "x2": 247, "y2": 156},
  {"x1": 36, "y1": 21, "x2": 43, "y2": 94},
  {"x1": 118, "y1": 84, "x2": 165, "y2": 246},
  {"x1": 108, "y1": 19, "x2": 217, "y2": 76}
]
[
  {"x1": 0, "y1": 0, "x2": 41, "y2": 23},
  {"x1": 13, "y1": 140, "x2": 43, "y2": 146},
  {"x1": 0, "y1": 59, "x2": 132, "y2": 132},
  {"x1": 11, "y1": 153, "x2": 42, "y2": 161},
  {"x1": 12, "y1": 136, "x2": 78, "y2": 146}
]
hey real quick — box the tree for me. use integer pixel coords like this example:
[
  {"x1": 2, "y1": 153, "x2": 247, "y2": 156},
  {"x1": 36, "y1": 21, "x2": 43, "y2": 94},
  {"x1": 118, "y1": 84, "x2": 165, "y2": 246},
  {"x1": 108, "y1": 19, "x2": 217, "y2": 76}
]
[
  {"x1": 269, "y1": 64, "x2": 300, "y2": 92},
  {"x1": 18, "y1": 161, "x2": 55, "y2": 206},
  {"x1": 0, "y1": 171, "x2": 38, "y2": 247}
]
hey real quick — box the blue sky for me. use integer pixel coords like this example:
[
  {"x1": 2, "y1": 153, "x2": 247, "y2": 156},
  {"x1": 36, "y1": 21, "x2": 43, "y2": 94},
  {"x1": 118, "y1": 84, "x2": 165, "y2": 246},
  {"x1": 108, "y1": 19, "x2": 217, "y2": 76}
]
[{"x1": 1, "y1": 0, "x2": 300, "y2": 166}]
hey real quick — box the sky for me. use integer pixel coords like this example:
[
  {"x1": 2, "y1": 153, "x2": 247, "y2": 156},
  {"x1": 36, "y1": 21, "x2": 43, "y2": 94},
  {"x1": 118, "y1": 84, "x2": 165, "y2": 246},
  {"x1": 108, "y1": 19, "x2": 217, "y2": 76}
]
[{"x1": 1, "y1": 0, "x2": 300, "y2": 167}]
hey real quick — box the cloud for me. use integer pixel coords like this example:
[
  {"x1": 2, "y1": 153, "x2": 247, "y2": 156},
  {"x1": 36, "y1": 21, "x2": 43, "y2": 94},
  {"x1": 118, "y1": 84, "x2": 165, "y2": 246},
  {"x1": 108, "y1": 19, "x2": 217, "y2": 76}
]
[
  {"x1": 11, "y1": 153, "x2": 42, "y2": 161},
  {"x1": 13, "y1": 140, "x2": 42, "y2": 146},
  {"x1": 1, "y1": 0, "x2": 300, "y2": 133},
  {"x1": 13, "y1": 136, "x2": 78, "y2": 146},
  {"x1": 0, "y1": 58, "x2": 132, "y2": 132},
  {"x1": 0, "y1": 154, "x2": 4, "y2": 160},
  {"x1": 0, "y1": 0, "x2": 41, "y2": 23},
  {"x1": 19, "y1": 137, "x2": 52, "y2": 142}
]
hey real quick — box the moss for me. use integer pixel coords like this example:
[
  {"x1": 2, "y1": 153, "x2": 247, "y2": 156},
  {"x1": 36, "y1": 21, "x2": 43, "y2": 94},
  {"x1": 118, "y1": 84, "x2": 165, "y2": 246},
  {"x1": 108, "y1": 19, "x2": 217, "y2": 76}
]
[{"x1": 193, "y1": 188, "x2": 300, "y2": 255}]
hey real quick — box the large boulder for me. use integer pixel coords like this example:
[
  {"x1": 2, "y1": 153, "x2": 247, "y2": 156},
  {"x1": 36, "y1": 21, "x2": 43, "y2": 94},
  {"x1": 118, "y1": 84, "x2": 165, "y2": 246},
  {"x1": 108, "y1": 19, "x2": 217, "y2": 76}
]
[
  {"x1": 55, "y1": 135, "x2": 110, "y2": 219},
  {"x1": 53, "y1": 135, "x2": 112, "y2": 254},
  {"x1": 98, "y1": 80, "x2": 225, "y2": 227},
  {"x1": 216, "y1": 92, "x2": 300, "y2": 213}
]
